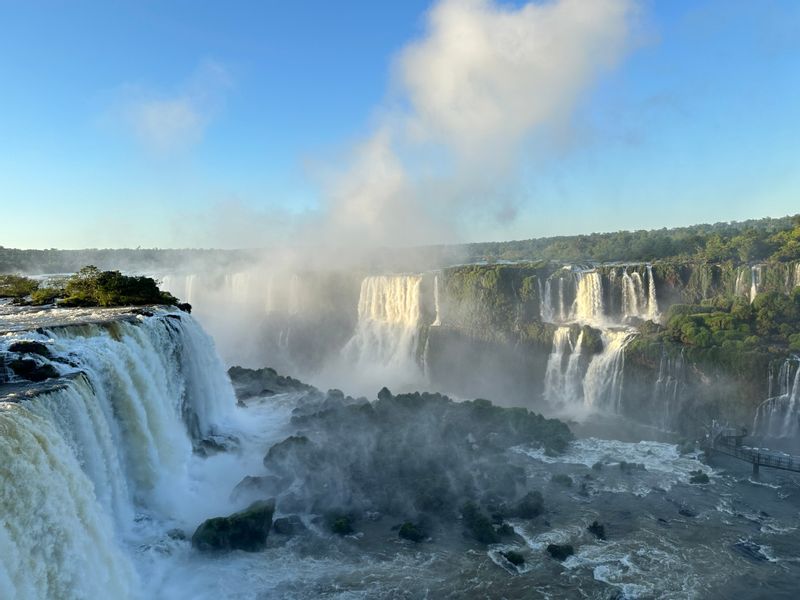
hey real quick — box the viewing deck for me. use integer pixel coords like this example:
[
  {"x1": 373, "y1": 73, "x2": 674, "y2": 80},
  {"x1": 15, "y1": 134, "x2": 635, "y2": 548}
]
[{"x1": 703, "y1": 423, "x2": 800, "y2": 476}]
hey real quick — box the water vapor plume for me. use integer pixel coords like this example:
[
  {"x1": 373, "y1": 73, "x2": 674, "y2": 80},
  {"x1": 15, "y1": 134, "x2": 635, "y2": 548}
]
[{"x1": 313, "y1": 0, "x2": 635, "y2": 249}]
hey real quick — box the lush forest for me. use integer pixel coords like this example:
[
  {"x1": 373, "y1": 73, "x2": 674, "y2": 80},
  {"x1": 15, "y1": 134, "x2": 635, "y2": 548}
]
[
  {"x1": 466, "y1": 214, "x2": 800, "y2": 264},
  {"x1": 1, "y1": 214, "x2": 799, "y2": 274}
]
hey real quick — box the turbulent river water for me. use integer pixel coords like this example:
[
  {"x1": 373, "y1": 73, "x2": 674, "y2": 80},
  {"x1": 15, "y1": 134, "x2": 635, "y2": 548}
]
[{"x1": 1, "y1": 303, "x2": 799, "y2": 599}]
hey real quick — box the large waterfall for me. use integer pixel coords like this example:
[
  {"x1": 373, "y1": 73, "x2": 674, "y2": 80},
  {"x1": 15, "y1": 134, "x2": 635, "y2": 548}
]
[
  {"x1": 754, "y1": 357, "x2": 800, "y2": 439},
  {"x1": 0, "y1": 311, "x2": 237, "y2": 599},
  {"x1": 338, "y1": 275, "x2": 425, "y2": 393}
]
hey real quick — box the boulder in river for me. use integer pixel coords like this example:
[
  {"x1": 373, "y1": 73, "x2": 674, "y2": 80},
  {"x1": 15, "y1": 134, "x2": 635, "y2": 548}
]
[{"x1": 191, "y1": 499, "x2": 275, "y2": 552}]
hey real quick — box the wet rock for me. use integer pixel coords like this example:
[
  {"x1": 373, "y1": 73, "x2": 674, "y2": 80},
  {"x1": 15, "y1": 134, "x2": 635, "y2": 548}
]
[
  {"x1": 732, "y1": 540, "x2": 770, "y2": 562},
  {"x1": 551, "y1": 473, "x2": 573, "y2": 487},
  {"x1": 678, "y1": 505, "x2": 697, "y2": 518},
  {"x1": 272, "y1": 515, "x2": 306, "y2": 536},
  {"x1": 191, "y1": 499, "x2": 275, "y2": 552},
  {"x1": 8, "y1": 358, "x2": 59, "y2": 382},
  {"x1": 461, "y1": 502, "x2": 499, "y2": 544},
  {"x1": 588, "y1": 520, "x2": 606, "y2": 540},
  {"x1": 502, "y1": 550, "x2": 525, "y2": 566},
  {"x1": 327, "y1": 513, "x2": 356, "y2": 536},
  {"x1": 689, "y1": 470, "x2": 709, "y2": 484},
  {"x1": 512, "y1": 491, "x2": 544, "y2": 519},
  {"x1": 230, "y1": 475, "x2": 285, "y2": 503},
  {"x1": 166, "y1": 529, "x2": 187, "y2": 541},
  {"x1": 546, "y1": 543, "x2": 575, "y2": 561},
  {"x1": 177, "y1": 303, "x2": 192, "y2": 313},
  {"x1": 398, "y1": 521, "x2": 427, "y2": 543},
  {"x1": 194, "y1": 433, "x2": 240, "y2": 457},
  {"x1": 495, "y1": 523, "x2": 515, "y2": 537},
  {"x1": 8, "y1": 341, "x2": 52, "y2": 358}
]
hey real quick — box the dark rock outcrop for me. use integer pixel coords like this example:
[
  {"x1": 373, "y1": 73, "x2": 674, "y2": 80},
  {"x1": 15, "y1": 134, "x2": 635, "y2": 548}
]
[
  {"x1": 8, "y1": 358, "x2": 59, "y2": 382},
  {"x1": 191, "y1": 499, "x2": 275, "y2": 552},
  {"x1": 546, "y1": 544, "x2": 574, "y2": 561}
]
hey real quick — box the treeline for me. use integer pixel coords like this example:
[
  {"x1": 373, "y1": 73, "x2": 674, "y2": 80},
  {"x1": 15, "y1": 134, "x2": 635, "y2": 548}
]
[
  {"x1": 2, "y1": 214, "x2": 799, "y2": 274},
  {"x1": 0, "y1": 247, "x2": 249, "y2": 275},
  {"x1": 465, "y1": 214, "x2": 800, "y2": 265}
]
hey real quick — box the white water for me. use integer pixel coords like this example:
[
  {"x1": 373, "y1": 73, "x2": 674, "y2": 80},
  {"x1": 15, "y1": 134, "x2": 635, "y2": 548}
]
[
  {"x1": 0, "y1": 311, "x2": 239, "y2": 600},
  {"x1": 646, "y1": 265, "x2": 659, "y2": 320},
  {"x1": 750, "y1": 265, "x2": 763, "y2": 303},
  {"x1": 431, "y1": 274, "x2": 442, "y2": 327},
  {"x1": 337, "y1": 275, "x2": 425, "y2": 394},
  {"x1": 583, "y1": 330, "x2": 635, "y2": 413},
  {"x1": 754, "y1": 358, "x2": 800, "y2": 438},
  {"x1": 651, "y1": 350, "x2": 684, "y2": 430},
  {"x1": 621, "y1": 269, "x2": 644, "y2": 320},
  {"x1": 572, "y1": 271, "x2": 605, "y2": 324}
]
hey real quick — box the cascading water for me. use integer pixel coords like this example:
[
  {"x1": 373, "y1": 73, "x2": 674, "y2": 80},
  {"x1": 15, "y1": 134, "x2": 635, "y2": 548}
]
[
  {"x1": 571, "y1": 270, "x2": 604, "y2": 324},
  {"x1": 431, "y1": 274, "x2": 441, "y2": 327},
  {"x1": 750, "y1": 265, "x2": 763, "y2": 303},
  {"x1": 339, "y1": 275, "x2": 425, "y2": 392},
  {"x1": 734, "y1": 266, "x2": 749, "y2": 299},
  {"x1": 754, "y1": 358, "x2": 800, "y2": 438},
  {"x1": 543, "y1": 328, "x2": 584, "y2": 410},
  {"x1": 646, "y1": 265, "x2": 660, "y2": 320},
  {"x1": 582, "y1": 329, "x2": 635, "y2": 413},
  {"x1": 0, "y1": 404, "x2": 138, "y2": 600},
  {"x1": 651, "y1": 350, "x2": 684, "y2": 430},
  {"x1": 621, "y1": 269, "x2": 645, "y2": 320},
  {"x1": 0, "y1": 310, "x2": 237, "y2": 600}
]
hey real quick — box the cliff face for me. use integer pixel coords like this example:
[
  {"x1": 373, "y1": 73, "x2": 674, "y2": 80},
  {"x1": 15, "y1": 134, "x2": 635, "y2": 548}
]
[{"x1": 423, "y1": 259, "x2": 800, "y2": 437}]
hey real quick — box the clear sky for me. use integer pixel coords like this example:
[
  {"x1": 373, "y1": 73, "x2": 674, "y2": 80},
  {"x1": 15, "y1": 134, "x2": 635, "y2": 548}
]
[{"x1": 1, "y1": 0, "x2": 799, "y2": 249}]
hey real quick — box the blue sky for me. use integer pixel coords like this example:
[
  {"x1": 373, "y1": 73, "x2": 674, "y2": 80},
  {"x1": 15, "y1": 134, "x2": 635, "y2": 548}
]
[{"x1": 1, "y1": 0, "x2": 798, "y2": 249}]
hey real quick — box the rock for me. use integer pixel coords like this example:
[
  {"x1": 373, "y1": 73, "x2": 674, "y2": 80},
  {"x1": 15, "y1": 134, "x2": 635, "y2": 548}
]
[
  {"x1": 191, "y1": 499, "x2": 275, "y2": 552},
  {"x1": 587, "y1": 520, "x2": 606, "y2": 540},
  {"x1": 194, "y1": 433, "x2": 240, "y2": 457},
  {"x1": 461, "y1": 502, "x2": 499, "y2": 544},
  {"x1": 272, "y1": 515, "x2": 306, "y2": 536},
  {"x1": 551, "y1": 473, "x2": 573, "y2": 487},
  {"x1": 398, "y1": 521, "x2": 427, "y2": 543},
  {"x1": 8, "y1": 358, "x2": 60, "y2": 382},
  {"x1": 678, "y1": 505, "x2": 697, "y2": 518},
  {"x1": 591, "y1": 461, "x2": 604, "y2": 471},
  {"x1": 230, "y1": 475, "x2": 285, "y2": 503},
  {"x1": 732, "y1": 540, "x2": 770, "y2": 562},
  {"x1": 689, "y1": 470, "x2": 709, "y2": 484},
  {"x1": 512, "y1": 491, "x2": 544, "y2": 519},
  {"x1": 327, "y1": 513, "x2": 355, "y2": 535},
  {"x1": 502, "y1": 550, "x2": 525, "y2": 566},
  {"x1": 8, "y1": 341, "x2": 52, "y2": 358},
  {"x1": 495, "y1": 523, "x2": 515, "y2": 537},
  {"x1": 166, "y1": 528, "x2": 187, "y2": 541},
  {"x1": 546, "y1": 544, "x2": 574, "y2": 561},
  {"x1": 177, "y1": 303, "x2": 192, "y2": 313}
]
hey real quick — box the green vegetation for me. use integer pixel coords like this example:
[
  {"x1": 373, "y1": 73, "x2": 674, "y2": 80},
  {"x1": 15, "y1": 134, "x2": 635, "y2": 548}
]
[
  {"x1": 465, "y1": 214, "x2": 800, "y2": 264},
  {"x1": 0, "y1": 275, "x2": 38, "y2": 299},
  {"x1": 0, "y1": 265, "x2": 179, "y2": 308}
]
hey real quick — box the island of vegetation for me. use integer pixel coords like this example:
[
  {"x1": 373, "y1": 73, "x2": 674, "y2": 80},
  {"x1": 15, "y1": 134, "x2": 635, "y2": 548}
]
[{"x1": 0, "y1": 265, "x2": 180, "y2": 308}]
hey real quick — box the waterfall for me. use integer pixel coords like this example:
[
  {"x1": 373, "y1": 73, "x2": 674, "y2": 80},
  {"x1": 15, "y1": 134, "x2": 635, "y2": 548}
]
[
  {"x1": 754, "y1": 358, "x2": 800, "y2": 438},
  {"x1": 583, "y1": 330, "x2": 636, "y2": 412},
  {"x1": 544, "y1": 327, "x2": 583, "y2": 410},
  {"x1": 646, "y1": 265, "x2": 660, "y2": 320},
  {"x1": 794, "y1": 263, "x2": 800, "y2": 290},
  {"x1": 621, "y1": 269, "x2": 644, "y2": 319},
  {"x1": 340, "y1": 276, "x2": 425, "y2": 388},
  {"x1": 541, "y1": 278, "x2": 554, "y2": 322},
  {"x1": 651, "y1": 350, "x2": 684, "y2": 430},
  {"x1": 571, "y1": 270, "x2": 604, "y2": 324},
  {"x1": 734, "y1": 267, "x2": 749, "y2": 298},
  {"x1": 431, "y1": 274, "x2": 442, "y2": 327},
  {"x1": 0, "y1": 404, "x2": 138, "y2": 600},
  {"x1": 0, "y1": 311, "x2": 236, "y2": 599},
  {"x1": 750, "y1": 265, "x2": 762, "y2": 303}
]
